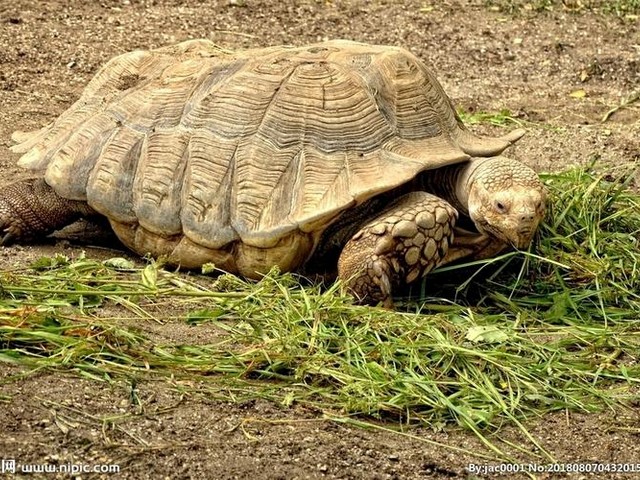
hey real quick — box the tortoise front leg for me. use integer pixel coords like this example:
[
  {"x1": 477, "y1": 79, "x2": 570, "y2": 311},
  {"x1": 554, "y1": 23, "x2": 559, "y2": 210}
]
[
  {"x1": 0, "y1": 178, "x2": 96, "y2": 245},
  {"x1": 337, "y1": 192, "x2": 458, "y2": 308}
]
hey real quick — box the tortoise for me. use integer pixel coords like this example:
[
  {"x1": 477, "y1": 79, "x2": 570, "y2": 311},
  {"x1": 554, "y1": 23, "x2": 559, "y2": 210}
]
[{"x1": 1, "y1": 39, "x2": 546, "y2": 307}]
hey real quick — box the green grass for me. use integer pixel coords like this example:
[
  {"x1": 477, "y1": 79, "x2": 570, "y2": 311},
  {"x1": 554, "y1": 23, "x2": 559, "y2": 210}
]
[
  {"x1": 457, "y1": 108, "x2": 525, "y2": 128},
  {"x1": 0, "y1": 164, "x2": 639, "y2": 462}
]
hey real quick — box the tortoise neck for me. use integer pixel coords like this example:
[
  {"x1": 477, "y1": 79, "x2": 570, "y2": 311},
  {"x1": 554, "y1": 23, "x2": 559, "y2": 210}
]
[
  {"x1": 452, "y1": 158, "x2": 488, "y2": 214},
  {"x1": 421, "y1": 160, "x2": 482, "y2": 215}
]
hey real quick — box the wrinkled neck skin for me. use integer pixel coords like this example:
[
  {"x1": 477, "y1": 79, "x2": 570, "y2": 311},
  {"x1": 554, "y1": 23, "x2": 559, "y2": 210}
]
[
  {"x1": 420, "y1": 158, "x2": 483, "y2": 218},
  {"x1": 450, "y1": 159, "x2": 481, "y2": 216}
]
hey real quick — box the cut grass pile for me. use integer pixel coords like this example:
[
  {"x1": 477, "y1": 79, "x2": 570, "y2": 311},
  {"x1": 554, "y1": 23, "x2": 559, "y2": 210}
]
[{"x1": 0, "y1": 164, "x2": 639, "y2": 460}]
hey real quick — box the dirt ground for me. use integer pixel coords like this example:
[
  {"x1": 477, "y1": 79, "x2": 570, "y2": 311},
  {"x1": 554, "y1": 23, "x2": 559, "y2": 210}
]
[{"x1": 0, "y1": 1, "x2": 639, "y2": 479}]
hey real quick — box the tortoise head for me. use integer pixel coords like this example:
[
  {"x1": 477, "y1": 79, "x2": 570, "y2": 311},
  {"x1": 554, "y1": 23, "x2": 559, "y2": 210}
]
[{"x1": 465, "y1": 156, "x2": 546, "y2": 249}]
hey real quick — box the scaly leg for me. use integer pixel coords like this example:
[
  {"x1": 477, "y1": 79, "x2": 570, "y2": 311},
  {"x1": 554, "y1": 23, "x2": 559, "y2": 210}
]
[
  {"x1": 337, "y1": 192, "x2": 458, "y2": 308},
  {"x1": 0, "y1": 178, "x2": 96, "y2": 245}
]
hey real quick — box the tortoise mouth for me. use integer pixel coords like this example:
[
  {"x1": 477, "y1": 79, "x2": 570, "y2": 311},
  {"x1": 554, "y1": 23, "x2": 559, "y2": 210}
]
[
  {"x1": 476, "y1": 221, "x2": 535, "y2": 250},
  {"x1": 513, "y1": 235, "x2": 534, "y2": 250},
  {"x1": 515, "y1": 228, "x2": 535, "y2": 249}
]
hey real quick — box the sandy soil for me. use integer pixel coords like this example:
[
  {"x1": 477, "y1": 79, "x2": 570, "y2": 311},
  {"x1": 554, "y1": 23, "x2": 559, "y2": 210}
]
[{"x1": 0, "y1": 1, "x2": 638, "y2": 479}]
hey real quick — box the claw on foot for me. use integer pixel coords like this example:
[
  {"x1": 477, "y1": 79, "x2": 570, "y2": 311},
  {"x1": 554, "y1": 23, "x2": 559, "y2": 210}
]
[{"x1": 1, "y1": 230, "x2": 18, "y2": 246}]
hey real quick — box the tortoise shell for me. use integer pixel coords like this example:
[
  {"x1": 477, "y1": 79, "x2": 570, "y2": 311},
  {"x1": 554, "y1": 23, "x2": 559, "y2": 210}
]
[{"x1": 11, "y1": 39, "x2": 523, "y2": 276}]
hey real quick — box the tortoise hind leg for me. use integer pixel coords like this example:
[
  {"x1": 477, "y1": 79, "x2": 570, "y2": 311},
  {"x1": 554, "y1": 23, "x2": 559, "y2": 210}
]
[
  {"x1": 0, "y1": 178, "x2": 96, "y2": 245},
  {"x1": 52, "y1": 217, "x2": 121, "y2": 248},
  {"x1": 337, "y1": 192, "x2": 458, "y2": 308}
]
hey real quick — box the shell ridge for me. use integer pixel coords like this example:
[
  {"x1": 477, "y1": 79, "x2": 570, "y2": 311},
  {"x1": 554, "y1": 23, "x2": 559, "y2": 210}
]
[
  {"x1": 180, "y1": 131, "x2": 239, "y2": 248},
  {"x1": 242, "y1": 60, "x2": 298, "y2": 144},
  {"x1": 294, "y1": 148, "x2": 353, "y2": 224},
  {"x1": 43, "y1": 113, "x2": 120, "y2": 200},
  {"x1": 253, "y1": 147, "x2": 303, "y2": 231},
  {"x1": 133, "y1": 128, "x2": 190, "y2": 235},
  {"x1": 231, "y1": 61, "x2": 305, "y2": 237},
  {"x1": 86, "y1": 126, "x2": 144, "y2": 222}
]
